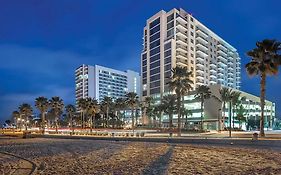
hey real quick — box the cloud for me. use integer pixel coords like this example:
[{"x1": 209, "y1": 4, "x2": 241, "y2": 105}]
[{"x1": 0, "y1": 85, "x2": 74, "y2": 122}]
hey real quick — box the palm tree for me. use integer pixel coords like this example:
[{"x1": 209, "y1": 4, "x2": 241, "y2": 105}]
[
  {"x1": 77, "y1": 98, "x2": 88, "y2": 129},
  {"x1": 194, "y1": 85, "x2": 211, "y2": 131},
  {"x1": 49, "y1": 97, "x2": 64, "y2": 133},
  {"x1": 230, "y1": 91, "x2": 241, "y2": 129},
  {"x1": 19, "y1": 103, "x2": 33, "y2": 131},
  {"x1": 236, "y1": 105, "x2": 247, "y2": 129},
  {"x1": 114, "y1": 98, "x2": 125, "y2": 127},
  {"x1": 219, "y1": 87, "x2": 232, "y2": 130},
  {"x1": 35, "y1": 96, "x2": 49, "y2": 134},
  {"x1": 168, "y1": 66, "x2": 193, "y2": 136},
  {"x1": 101, "y1": 96, "x2": 113, "y2": 128},
  {"x1": 87, "y1": 98, "x2": 99, "y2": 132},
  {"x1": 12, "y1": 111, "x2": 20, "y2": 129},
  {"x1": 125, "y1": 92, "x2": 139, "y2": 130},
  {"x1": 143, "y1": 97, "x2": 154, "y2": 126},
  {"x1": 65, "y1": 104, "x2": 76, "y2": 134},
  {"x1": 153, "y1": 104, "x2": 164, "y2": 128},
  {"x1": 246, "y1": 39, "x2": 281, "y2": 137},
  {"x1": 161, "y1": 94, "x2": 177, "y2": 129},
  {"x1": 181, "y1": 107, "x2": 192, "y2": 129}
]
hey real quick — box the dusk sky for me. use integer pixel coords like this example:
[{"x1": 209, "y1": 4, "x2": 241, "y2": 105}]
[{"x1": 0, "y1": 0, "x2": 280, "y2": 123}]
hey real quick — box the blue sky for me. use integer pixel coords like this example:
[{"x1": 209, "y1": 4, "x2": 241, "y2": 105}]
[{"x1": 0, "y1": 0, "x2": 280, "y2": 122}]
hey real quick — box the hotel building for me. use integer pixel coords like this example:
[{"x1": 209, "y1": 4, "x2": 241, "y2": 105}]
[
  {"x1": 140, "y1": 8, "x2": 275, "y2": 130},
  {"x1": 75, "y1": 64, "x2": 140, "y2": 103},
  {"x1": 141, "y1": 8, "x2": 241, "y2": 98}
]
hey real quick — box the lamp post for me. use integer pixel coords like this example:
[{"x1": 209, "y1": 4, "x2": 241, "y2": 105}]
[{"x1": 218, "y1": 108, "x2": 221, "y2": 132}]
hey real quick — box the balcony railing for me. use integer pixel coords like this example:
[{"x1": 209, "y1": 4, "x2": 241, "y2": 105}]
[
  {"x1": 196, "y1": 34, "x2": 208, "y2": 43},
  {"x1": 196, "y1": 47, "x2": 208, "y2": 56},
  {"x1": 196, "y1": 27, "x2": 209, "y2": 37}
]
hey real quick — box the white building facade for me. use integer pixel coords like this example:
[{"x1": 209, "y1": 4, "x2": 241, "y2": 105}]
[
  {"x1": 140, "y1": 8, "x2": 275, "y2": 131},
  {"x1": 141, "y1": 8, "x2": 241, "y2": 98},
  {"x1": 75, "y1": 64, "x2": 140, "y2": 103}
]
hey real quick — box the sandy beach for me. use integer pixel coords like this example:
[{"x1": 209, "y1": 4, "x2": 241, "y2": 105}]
[{"x1": 0, "y1": 137, "x2": 281, "y2": 175}]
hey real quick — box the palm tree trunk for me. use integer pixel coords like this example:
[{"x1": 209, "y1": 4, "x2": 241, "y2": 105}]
[
  {"x1": 71, "y1": 115, "x2": 74, "y2": 135},
  {"x1": 232, "y1": 106, "x2": 235, "y2": 129},
  {"x1": 169, "y1": 113, "x2": 173, "y2": 129},
  {"x1": 185, "y1": 114, "x2": 188, "y2": 129},
  {"x1": 42, "y1": 112, "x2": 45, "y2": 134},
  {"x1": 222, "y1": 102, "x2": 226, "y2": 130},
  {"x1": 106, "y1": 107, "x2": 109, "y2": 128},
  {"x1": 90, "y1": 115, "x2": 93, "y2": 133},
  {"x1": 229, "y1": 102, "x2": 232, "y2": 138},
  {"x1": 177, "y1": 95, "x2": 181, "y2": 137},
  {"x1": 81, "y1": 111, "x2": 83, "y2": 129},
  {"x1": 131, "y1": 108, "x2": 134, "y2": 130},
  {"x1": 200, "y1": 97, "x2": 204, "y2": 131},
  {"x1": 260, "y1": 73, "x2": 266, "y2": 137},
  {"x1": 55, "y1": 116, "x2": 58, "y2": 134}
]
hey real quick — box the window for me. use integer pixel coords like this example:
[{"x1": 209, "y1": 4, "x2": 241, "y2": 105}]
[
  {"x1": 167, "y1": 28, "x2": 174, "y2": 38},
  {"x1": 150, "y1": 60, "x2": 160, "y2": 69},
  {"x1": 150, "y1": 25, "x2": 160, "y2": 35},
  {"x1": 149, "y1": 17, "x2": 160, "y2": 29},
  {"x1": 150, "y1": 74, "x2": 160, "y2": 82},
  {"x1": 191, "y1": 53, "x2": 194, "y2": 57},
  {"x1": 150, "y1": 80, "x2": 160, "y2": 88},
  {"x1": 150, "y1": 67, "x2": 160, "y2": 75},
  {"x1": 150, "y1": 39, "x2": 160, "y2": 49},
  {"x1": 190, "y1": 47, "x2": 194, "y2": 51},
  {"x1": 142, "y1": 53, "x2": 147, "y2": 60},
  {"x1": 150, "y1": 46, "x2": 160, "y2": 56},
  {"x1": 167, "y1": 22, "x2": 174, "y2": 30},
  {"x1": 150, "y1": 87, "x2": 160, "y2": 94},
  {"x1": 164, "y1": 71, "x2": 171, "y2": 78},
  {"x1": 190, "y1": 24, "x2": 194, "y2": 29},
  {"x1": 164, "y1": 42, "x2": 171, "y2": 50},
  {"x1": 164, "y1": 50, "x2": 171, "y2": 57},
  {"x1": 150, "y1": 32, "x2": 160, "y2": 42},
  {"x1": 165, "y1": 64, "x2": 171, "y2": 71},
  {"x1": 164, "y1": 57, "x2": 171, "y2": 64},
  {"x1": 191, "y1": 60, "x2": 194, "y2": 64},
  {"x1": 191, "y1": 39, "x2": 194, "y2": 43},
  {"x1": 167, "y1": 14, "x2": 174, "y2": 22},
  {"x1": 150, "y1": 53, "x2": 160, "y2": 63},
  {"x1": 190, "y1": 32, "x2": 194, "y2": 36}
]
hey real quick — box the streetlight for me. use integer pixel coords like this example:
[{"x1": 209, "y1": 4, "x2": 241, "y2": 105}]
[{"x1": 217, "y1": 108, "x2": 221, "y2": 132}]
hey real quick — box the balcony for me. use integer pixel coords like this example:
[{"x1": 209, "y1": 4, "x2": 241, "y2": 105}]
[
  {"x1": 176, "y1": 22, "x2": 188, "y2": 31},
  {"x1": 196, "y1": 27, "x2": 208, "y2": 38},
  {"x1": 196, "y1": 66, "x2": 204, "y2": 72},
  {"x1": 196, "y1": 47, "x2": 208, "y2": 57},
  {"x1": 218, "y1": 55, "x2": 227, "y2": 62},
  {"x1": 217, "y1": 48, "x2": 228, "y2": 56},
  {"x1": 176, "y1": 15, "x2": 187, "y2": 24},
  {"x1": 210, "y1": 73, "x2": 216, "y2": 78},
  {"x1": 210, "y1": 68, "x2": 216, "y2": 73},
  {"x1": 196, "y1": 41, "x2": 208, "y2": 51},
  {"x1": 217, "y1": 71, "x2": 224, "y2": 76},
  {"x1": 176, "y1": 45, "x2": 188, "y2": 53},
  {"x1": 210, "y1": 62, "x2": 216, "y2": 68},
  {"x1": 176, "y1": 30, "x2": 187, "y2": 39},
  {"x1": 218, "y1": 43, "x2": 228, "y2": 51},
  {"x1": 176, "y1": 38, "x2": 188, "y2": 46},
  {"x1": 217, "y1": 67, "x2": 224, "y2": 73},
  {"x1": 196, "y1": 55, "x2": 205, "y2": 62},
  {"x1": 196, "y1": 60, "x2": 204, "y2": 67},
  {"x1": 176, "y1": 51, "x2": 188, "y2": 59},
  {"x1": 176, "y1": 59, "x2": 188, "y2": 66},
  {"x1": 196, "y1": 34, "x2": 208, "y2": 44}
]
